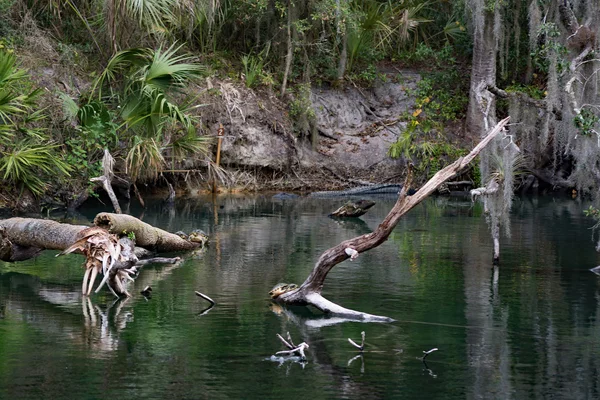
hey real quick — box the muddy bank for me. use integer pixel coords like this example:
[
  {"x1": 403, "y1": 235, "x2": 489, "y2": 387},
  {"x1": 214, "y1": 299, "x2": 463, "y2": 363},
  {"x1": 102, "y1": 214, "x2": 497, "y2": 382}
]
[{"x1": 197, "y1": 73, "x2": 420, "y2": 192}]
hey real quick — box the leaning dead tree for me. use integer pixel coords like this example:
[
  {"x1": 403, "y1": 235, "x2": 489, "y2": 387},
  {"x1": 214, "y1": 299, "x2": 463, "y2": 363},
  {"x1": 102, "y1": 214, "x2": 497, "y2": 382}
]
[
  {"x1": 0, "y1": 213, "x2": 204, "y2": 296},
  {"x1": 275, "y1": 117, "x2": 511, "y2": 322}
]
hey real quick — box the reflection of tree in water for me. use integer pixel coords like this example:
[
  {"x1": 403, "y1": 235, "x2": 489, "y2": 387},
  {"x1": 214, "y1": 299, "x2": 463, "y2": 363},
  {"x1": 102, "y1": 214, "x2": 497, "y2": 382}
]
[
  {"x1": 463, "y1": 198, "x2": 600, "y2": 398},
  {"x1": 394, "y1": 196, "x2": 600, "y2": 397},
  {"x1": 0, "y1": 273, "x2": 133, "y2": 355}
]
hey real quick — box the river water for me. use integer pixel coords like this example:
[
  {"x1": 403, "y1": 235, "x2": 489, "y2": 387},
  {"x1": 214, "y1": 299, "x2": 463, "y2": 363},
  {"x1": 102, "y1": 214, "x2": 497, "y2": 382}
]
[{"x1": 0, "y1": 195, "x2": 599, "y2": 399}]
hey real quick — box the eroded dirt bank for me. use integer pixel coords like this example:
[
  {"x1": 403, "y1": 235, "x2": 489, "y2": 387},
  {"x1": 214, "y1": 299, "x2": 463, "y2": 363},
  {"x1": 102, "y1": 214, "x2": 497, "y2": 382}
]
[{"x1": 195, "y1": 72, "x2": 420, "y2": 193}]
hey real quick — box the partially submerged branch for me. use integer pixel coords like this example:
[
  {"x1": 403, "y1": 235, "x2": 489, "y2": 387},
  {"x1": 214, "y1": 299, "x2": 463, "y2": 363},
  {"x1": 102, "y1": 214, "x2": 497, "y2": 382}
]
[
  {"x1": 276, "y1": 117, "x2": 511, "y2": 320},
  {"x1": 274, "y1": 332, "x2": 309, "y2": 360},
  {"x1": 348, "y1": 331, "x2": 365, "y2": 351}
]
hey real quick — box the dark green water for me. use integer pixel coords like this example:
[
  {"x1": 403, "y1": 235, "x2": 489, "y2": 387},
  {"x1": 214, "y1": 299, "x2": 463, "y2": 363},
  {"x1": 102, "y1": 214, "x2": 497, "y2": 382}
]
[{"x1": 1, "y1": 195, "x2": 600, "y2": 399}]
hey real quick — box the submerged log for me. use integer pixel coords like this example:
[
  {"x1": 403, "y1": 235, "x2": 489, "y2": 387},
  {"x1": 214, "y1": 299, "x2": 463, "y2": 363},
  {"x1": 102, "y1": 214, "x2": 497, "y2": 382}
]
[{"x1": 276, "y1": 117, "x2": 511, "y2": 321}]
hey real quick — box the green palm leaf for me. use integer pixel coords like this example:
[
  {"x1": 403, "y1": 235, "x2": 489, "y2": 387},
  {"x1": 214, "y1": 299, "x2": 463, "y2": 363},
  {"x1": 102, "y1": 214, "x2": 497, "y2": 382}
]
[
  {"x1": 125, "y1": 0, "x2": 176, "y2": 29},
  {"x1": 0, "y1": 143, "x2": 72, "y2": 196},
  {"x1": 144, "y1": 44, "x2": 204, "y2": 91}
]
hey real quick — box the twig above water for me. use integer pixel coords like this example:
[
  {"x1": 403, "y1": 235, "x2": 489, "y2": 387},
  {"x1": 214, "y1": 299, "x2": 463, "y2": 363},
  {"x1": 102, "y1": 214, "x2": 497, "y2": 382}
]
[
  {"x1": 348, "y1": 331, "x2": 366, "y2": 351},
  {"x1": 195, "y1": 291, "x2": 216, "y2": 306},
  {"x1": 422, "y1": 348, "x2": 439, "y2": 360}
]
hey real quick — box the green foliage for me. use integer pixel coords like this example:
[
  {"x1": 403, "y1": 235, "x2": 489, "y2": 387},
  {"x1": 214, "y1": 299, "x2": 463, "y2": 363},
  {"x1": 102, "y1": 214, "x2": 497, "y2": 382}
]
[
  {"x1": 241, "y1": 53, "x2": 265, "y2": 88},
  {"x1": 505, "y1": 84, "x2": 545, "y2": 100},
  {"x1": 0, "y1": 144, "x2": 71, "y2": 196},
  {"x1": 60, "y1": 96, "x2": 118, "y2": 179},
  {"x1": 91, "y1": 44, "x2": 209, "y2": 181},
  {"x1": 584, "y1": 206, "x2": 600, "y2": 230},
  {"x1": 347, "y1": 64, "x2": 386, "y2": 86},
  {"x1": 389, "y1": 129, "x2": 467, "y2": 180},
  {"x1": 574, "y1": 109, "x2": 599, "y2": 137},
  {"x1": 389, "y1": 44, "x2": 469, "y2": 181},
  {"x1": 531, "y1": 22, "x2": 569, "y2": 75},
  {"x1": 0, "y1": 50, "x2": 71, "y2": 196}
]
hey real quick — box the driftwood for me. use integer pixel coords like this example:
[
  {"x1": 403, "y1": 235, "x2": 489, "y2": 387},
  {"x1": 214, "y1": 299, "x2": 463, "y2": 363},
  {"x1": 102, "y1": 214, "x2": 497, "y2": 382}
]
[
  {"x1": 0, "y1": 218, "x2": 88, "y2": 261},
  {"x1": 0, "y1": 213, "x2": 206, "y2": 296},
  {"x1": 275, "y1": 332, "x2": 309, "y2": 360},
  {"x1": 276, "y1": 117, "x2": 511, "y2": 321},
  {"x1": 94, "y1": 213, "x2": 202, "y2": 252}
]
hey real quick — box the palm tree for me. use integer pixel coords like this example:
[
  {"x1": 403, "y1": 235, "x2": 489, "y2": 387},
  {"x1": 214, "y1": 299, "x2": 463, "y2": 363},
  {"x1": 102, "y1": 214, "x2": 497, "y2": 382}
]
[
  {"x1": 95, "y1": 44, "x2": 210, "y2": 181},
  {"x1": 0, "y1": 50, "x2": 71, "y2": 196}
]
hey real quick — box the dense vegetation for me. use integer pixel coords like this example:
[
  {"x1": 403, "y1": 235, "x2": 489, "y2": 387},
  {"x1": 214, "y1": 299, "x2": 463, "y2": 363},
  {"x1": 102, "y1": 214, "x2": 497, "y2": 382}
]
[{"x1": 0, "y1": 0, "x2": 597, "y2": 211}]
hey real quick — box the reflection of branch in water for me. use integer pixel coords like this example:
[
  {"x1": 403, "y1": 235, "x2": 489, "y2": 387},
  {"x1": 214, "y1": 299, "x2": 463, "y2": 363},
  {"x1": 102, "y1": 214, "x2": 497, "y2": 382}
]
[
  {"x1": 197, "y1": 304, "x2": 215, "y2": 316},
  {"x1": 266, "y1": 354, "x2": 308, "y2": 374},
  {"x1": 269, "y1": 302, "x2": 387, "y2": 329},
  {"x1": 82, "y1": 296, "x2": 133, "y2": 355},
  {"x1": 347, "y1": 354, "x2": 365, "y2": 373},
  {"x1": 422, "y1": 360, "x2": 437, "y2": 378}
]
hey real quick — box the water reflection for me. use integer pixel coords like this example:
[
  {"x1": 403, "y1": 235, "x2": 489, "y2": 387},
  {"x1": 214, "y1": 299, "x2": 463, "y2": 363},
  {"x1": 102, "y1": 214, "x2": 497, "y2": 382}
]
[
  {"x1": 1, "y1": 195, "x2": 600, "y2": 398},
  {"x1": 81, "y1": 297, "x2": 132, "y2": 354}
]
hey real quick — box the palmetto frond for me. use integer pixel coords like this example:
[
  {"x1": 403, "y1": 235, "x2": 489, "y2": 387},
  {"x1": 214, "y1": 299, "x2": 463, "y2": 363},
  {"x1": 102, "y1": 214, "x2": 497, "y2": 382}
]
[
  {"x1": 0, "y1": 143, "x2": 72, "y2": 195},
  {"x1": 0, "y1": 51, "x2": 27, "y2": 87},
  {"x1": 143, "y1": 44, "x2": 204, "y2": 91},
  {"x1": 0, "y1": 89, "x2": 29, "y2": 123},
  {"x1": 125, "y1": 0, "x2": 177, "y2": 29},
  {"x1": 125, "y1": 135, "x2": 165, "y2": 181},
  {"x1": 170, "y1": 126, "x2": 211, "y2": 161}
]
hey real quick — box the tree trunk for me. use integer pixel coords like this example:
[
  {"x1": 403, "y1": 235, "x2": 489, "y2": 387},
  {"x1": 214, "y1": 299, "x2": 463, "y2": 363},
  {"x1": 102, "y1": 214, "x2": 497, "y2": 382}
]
[
  {"x1": 280, "y1": 0, "x2": 294, "y2": 97},
  {"x1": 0, "y1": 213, "x2": 203, "y2": 262},
  {"x1": 335, "y1": 0, "x2": 347, "y2": 81},
  {"x1": 93, "y1": 213, "x2": 202, "y2": 252},
  {"x1": 277, "y1": 117, "x2": 510, "y2": 321}
]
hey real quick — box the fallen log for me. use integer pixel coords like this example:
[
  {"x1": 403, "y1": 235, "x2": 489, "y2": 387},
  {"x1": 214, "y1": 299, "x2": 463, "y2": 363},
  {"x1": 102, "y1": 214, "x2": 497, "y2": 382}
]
[
  {"x1": 0, "y1": 218, "x2": 87, "y2": 250},
  {"x1": 276, "y1": 117, "x2": 511, "y2": 321},
  {"x1": 0, "y1": 213, "x2": 207, "y2": 296},
  {"x1": 94, "y1": 213, "x2": 201, "y2": 252}
]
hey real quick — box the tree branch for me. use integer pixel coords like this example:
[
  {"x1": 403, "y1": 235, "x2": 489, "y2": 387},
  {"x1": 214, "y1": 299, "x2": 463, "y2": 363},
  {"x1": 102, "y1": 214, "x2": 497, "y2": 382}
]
[{"x1": 276, "y1": 117, "x2": 511, "y2": 320}]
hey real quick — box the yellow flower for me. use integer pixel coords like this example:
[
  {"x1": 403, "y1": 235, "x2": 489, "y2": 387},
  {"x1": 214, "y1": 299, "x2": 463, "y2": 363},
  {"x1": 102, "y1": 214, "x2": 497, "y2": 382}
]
[
  {"x1": 544, "y1": 91, "x2": 548, "y2": 96},
  {"x1": 424, "y1": 97, "x2": 430, "y2": 104},
  {"x1": 412, "y1": 109, "x2": 422, "y2": 117}
]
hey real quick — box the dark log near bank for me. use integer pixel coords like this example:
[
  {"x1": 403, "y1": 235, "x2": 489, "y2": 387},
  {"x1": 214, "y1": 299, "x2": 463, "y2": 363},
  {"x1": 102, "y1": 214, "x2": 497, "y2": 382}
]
[{"x1": 276, "y1": 117, "x2": 511, "y2": 321}]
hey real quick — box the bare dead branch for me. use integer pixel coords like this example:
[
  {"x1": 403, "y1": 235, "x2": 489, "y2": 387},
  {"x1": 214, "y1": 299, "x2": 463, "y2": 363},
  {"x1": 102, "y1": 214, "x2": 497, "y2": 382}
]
[
  {"x1": 348, "y1": 331, "x2": 365, "y2": 351},
  {"x1": 276, "y1": 117, "x2": 511, "y2": 321},
  {"x1": 195, "y1": 291, "x2": 216, "y2": 306},
  {"x1": 277, "y1": 333, "x2": 295, "y2": 350},
  {"x1": 90, "y1": 150, "x2": 122, "y2": 214}
]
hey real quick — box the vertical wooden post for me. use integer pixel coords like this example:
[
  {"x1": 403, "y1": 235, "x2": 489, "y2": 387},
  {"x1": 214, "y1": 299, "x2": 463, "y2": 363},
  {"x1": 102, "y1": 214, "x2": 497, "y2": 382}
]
[{"x1": 212, "y1": 123, "x2": 224, "y2": 193}]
